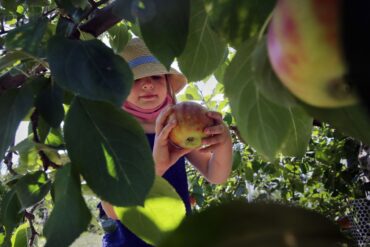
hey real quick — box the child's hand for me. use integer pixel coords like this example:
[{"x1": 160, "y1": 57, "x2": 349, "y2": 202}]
[
  {"x1": 200, "y1": 111, "x2": 232, "y2": 153},
  {"x1": 153, "y1": 106, "x2": 192, "y2": 175}
]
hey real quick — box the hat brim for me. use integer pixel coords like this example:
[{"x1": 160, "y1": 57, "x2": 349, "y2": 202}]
[{"x1": 131, "y1": 63, "x2": 187, "y2": 94}]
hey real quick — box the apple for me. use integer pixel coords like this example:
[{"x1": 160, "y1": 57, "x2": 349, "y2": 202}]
[
  {"x1": 168, "y1": 102, "x2": 215, "y2": 149},
  {"x1": 267, "y1": 0, "x2": 357, "y2": 107}
]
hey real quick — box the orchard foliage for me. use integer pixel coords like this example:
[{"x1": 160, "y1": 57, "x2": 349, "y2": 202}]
[{"x1": 0, "y1": 0, "x2": 369, "y2": 246}]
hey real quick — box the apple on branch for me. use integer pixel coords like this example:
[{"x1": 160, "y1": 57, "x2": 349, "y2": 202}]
[{"x1": 167, "y1": 102, "x2": 215, "y2": 149}]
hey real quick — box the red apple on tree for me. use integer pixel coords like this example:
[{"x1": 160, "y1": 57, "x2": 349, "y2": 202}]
[
  {"x1": 267, "y1": 0, "x2": 357, "y2": 107},
  {"x1": 168, "y1": 101, "x2": 215, "y2": 149}
]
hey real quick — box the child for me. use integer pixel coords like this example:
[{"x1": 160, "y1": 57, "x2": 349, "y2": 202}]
[{"x1": 99, "y1": 38, "x2": 233, "y2": 247}]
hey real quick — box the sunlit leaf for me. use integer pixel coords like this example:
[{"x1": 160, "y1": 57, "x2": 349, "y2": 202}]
[
  {"x1": 43, "y1": 164, "x2": 91, "y2": 247},
  {"x1": 178, "y1": 0, "x2": 227, "y2": 81},
  {"x1": 0, "y1": 51, "x2": 28, "y2": 72},
  {"x1": 253, "y1": 38, "x2": 297, "y2": 107},
  {"x1": 279, "y1": 107, "x2": 313, "y2": 157},
  {"x1": 114, "y1": 176, "x2": 186, "y2": 246},
  {"x1": 64, "y1": 97, "x2": 155, "y2": 206},
  {"x1": 14, "y1": 171, "x2": 51, "y2": 210},
  {"x1": 108, "y1": 22, "x2": 131, "y2": 54},
  {"x1": 224, "y1": 40, "x2": 312, "y2": 160},
  {"x1": 11, "y1": 222, "x2": 30, "y2": 247},
  {"x1": 11, "y1": 137, "x2": 41, "y2": 174}
]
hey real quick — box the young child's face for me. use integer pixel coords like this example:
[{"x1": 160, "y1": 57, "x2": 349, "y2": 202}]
[{"x1": 126, "y1": 75, "x2": 168, "y2": 109}]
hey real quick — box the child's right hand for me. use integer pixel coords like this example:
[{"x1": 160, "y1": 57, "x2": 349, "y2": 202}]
[{"x1": 153, "y1": 105, "x2": 192, "y2": 175}]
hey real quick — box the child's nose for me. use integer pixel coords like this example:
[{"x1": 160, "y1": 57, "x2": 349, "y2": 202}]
[{"x1": 142, "y1": 78, "x2": 154, "y2": 90}]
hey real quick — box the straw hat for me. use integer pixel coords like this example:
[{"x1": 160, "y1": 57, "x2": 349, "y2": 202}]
[{"x1": 121, "y1": 38, "x2": 187, "y2": 94}]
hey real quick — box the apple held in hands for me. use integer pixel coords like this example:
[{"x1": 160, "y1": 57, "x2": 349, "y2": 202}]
[
  {"x1": 267, "y1": 0, "x2": 357, "y2": 107},
  {"x1": 168, "y1": 102, "x2": 215, "y2": 149}
]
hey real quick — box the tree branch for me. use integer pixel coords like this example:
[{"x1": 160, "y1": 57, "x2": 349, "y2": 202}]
[
  {"x1": 24, "y1": 210, "x2": 39, "y2": 246},
  {"x1": 3, "y1": 146, "x2": 18, "y2": 176},
  {"x1": 75, "y1": 2, "x2": 122, "y2": 38},
  {"x1": 230, "y1": 125, "x2": 246, "y2": 144}
]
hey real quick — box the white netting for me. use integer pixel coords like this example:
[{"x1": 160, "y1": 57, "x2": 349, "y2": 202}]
[{"x1": 349, "y1": 198, "x2": 370, "y2": 247}]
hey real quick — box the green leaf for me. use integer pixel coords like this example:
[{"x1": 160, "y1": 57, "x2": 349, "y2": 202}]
[
  {"x1": 0, "y1": 189, "x2": 23, "y2": 246},
  {"x1": 138, "y1": 0, "x2": 190, "y2": 69},
  {"x1": 28, "y1": 76, "x2": 50, "y2": 97},
  {"x1": 37, "y1": 116, "x2": 51, "y2": 143},
  {"x1": 224, "y1": 40, "x2": 312, "y2": 160},
  {"x1": 302, "y1": 103, "x2": 370, "y2": 145},
  {"x1": 0, "y1": 52, "x2": 28, "y2": 72},
  {"x1": 205, "y1": 0, "x2": 276, "y2": 47},
  {"x1": 114, "y1": 176, "x2": 186, "y2": 246},
  {"x1": 214, "y1": 55, "x2": 230, "y2": 84},
  {"x1": 55, "y1": 16, "x2": 75, "y2": 37},
  {"x1": 47, "y1": 36, "x2": 133, "y2": 106},
  {"x1": 64, "y1": 97, "x2": 155, "y2": 206},
  {"x1": 159, "y1": 201, "x2": 347, "y2": 247},
  {"x1": 253, "y1": 38, "x2": 297, "y2": 107},
  {"x1": 11, "y1": 222, "x2": 30, "y2": 247},
  {"x1": 55, "y1": 0, "x2": 84, "y2": 18},
  {"x1": 5, "y1": 18, "x2": 51, "y2": 58},
  {"x1": 44, "y1": 127, "x2": 64, "y2": 147},
  {"x1": 35, "y1": 81, "x2": 65, "y2": 128},
  {"x1": 0, "y1": 233, "x2": 4, "y2": 246},
  {"x1": 279, "y1": 107, "x2": 313, "y2": 158},
  {"x1": 0, "y1": 0, "x2": 24, "y2": 11},
  {"x1": 14, "y1": 171, "x2": 51, "y2": 210},
  {"x1": 11, "y1": 137, "x2": 43, "y2": 174},
  {"x1": 184, "y1": 84, "x2": 202, "y2": 101},
  {"x1": 26, "y1": 0, "x2": 50, "y2": 6},
  {"x1": 108, "y1": 22, "x2": 131, "y2": 54},
  {"x1": 70, "y1": 0, "x2": 88, "y2": 9},
  {"x1": 0, "y1": 85, "x2": 33, "y2": 161},
  {"x1": 178, "y1": 0, "x2": 227, "y2": 81},
  {"x1": 232, "y1": 150, "x2": 242, "y2": 171},
  {"x1": 291, "y1": 178, "x2": 304, "y2": 194},
  {"x1": 111, "y1": 0, "x2": 135, "y2": 22},
  {"x1": 43, "y1": 164, "x2": 91, "y2": 247}
]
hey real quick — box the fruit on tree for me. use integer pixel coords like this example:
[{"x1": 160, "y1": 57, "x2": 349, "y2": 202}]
[
  {"x1": 168, "y1": 101, "x2": 214, "y2": 149},
  {"x1": 267, "y1": 0, "x2": 357, "y2": 107}
]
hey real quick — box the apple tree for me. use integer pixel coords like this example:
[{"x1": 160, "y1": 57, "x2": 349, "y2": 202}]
[{"x1": 0, "y1": 0, "x2": 369, "y2": 246}]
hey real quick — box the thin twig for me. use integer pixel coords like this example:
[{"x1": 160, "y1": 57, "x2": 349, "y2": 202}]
[
  {"x1": 1, "y1": 18, "x2": 5, "y2": 33},
  {"x1": 24, "y1": 210, "x2": 39, "y2": 246},
  {"x1": 3, "y1": 147, "x2": 18, "y2": 176},
  {"x1": 43, "y1": 8, "x2": 57, "y2": 17},
  {"x1": 88, "y1": 0, "x2": 97, "y2": 8},
  {"x1": 230, "y1": 125, "x2": 246, "y2": 144}
]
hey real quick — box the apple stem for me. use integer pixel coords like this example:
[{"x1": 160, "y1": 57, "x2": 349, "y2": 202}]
[{"x1": 258, "y1": 10, "x2": 274, "y2": 41}]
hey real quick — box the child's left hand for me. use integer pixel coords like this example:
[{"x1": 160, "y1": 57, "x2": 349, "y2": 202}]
[{"x1": 199, "y1": 111, "x2": 232, "y2": 153}]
